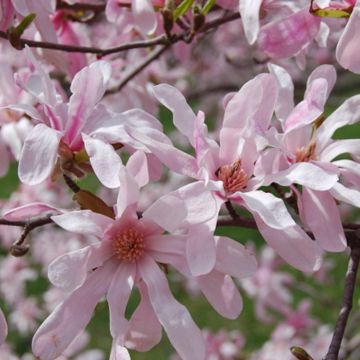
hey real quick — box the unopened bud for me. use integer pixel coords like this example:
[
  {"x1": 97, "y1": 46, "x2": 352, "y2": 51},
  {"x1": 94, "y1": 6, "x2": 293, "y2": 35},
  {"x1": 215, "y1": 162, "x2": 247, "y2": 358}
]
[
  {"x1": 7, "y1": 13, "x2": 36, "y2": 50},
  {"x1": 290, "y1": 346, "x2": 314, "y2": 360},
  {"x1": 10, "y1": 244, "x2": 30, "y2": 257},
  {"x1": 192, "y1": 6, "x2": 205, "y2": 33},
  {"x1": 161, "y1": 8, "x2": 174, "y2": 37}
]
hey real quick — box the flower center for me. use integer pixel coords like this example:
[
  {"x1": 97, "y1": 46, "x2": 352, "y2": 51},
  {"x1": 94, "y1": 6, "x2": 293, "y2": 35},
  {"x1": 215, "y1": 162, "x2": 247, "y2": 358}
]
[
  {"x1": 295, "y1": 141, "x2": 317, "y2": 163},
  {"x1": 112, "y1": 228, "x2": 145, "y2": 262},
  {"x1": 216, "y1": 159, "x2": 248, "y2": 194}
]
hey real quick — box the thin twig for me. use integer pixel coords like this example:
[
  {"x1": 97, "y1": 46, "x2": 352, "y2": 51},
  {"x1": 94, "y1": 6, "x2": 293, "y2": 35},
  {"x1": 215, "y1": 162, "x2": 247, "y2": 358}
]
[
  {"x1": 324, "y1": 233, "x2": 360, "y2": 360},
  {"x1": 225, "y1": 200, "x2": 240, "y2": 220},
  {"x1": 56, "y1": 1, "x2": 107, "y2": 12},
  {"x1": 216, "y1": 216, "x2": 258, "y2": 230},
  {"x1": 0, "y1": 11, "x2": 240, "y2": 56},
  {"x1": 8, "y1": 215, "x2": 54, "y2": 256},
  {"x1": 0, "y1": 31, "x2": 168, "y2": 55},
  {"x1": 110, "y1": 44, "x2": 172, "y2": 92}
]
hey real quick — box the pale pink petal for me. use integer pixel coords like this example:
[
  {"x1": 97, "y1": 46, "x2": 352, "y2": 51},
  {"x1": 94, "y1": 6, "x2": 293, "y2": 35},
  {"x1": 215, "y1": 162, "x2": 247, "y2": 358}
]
[
  {"x1": 0, "y1": 308, "x2": 7, "y2": 344},
  {"x1": 83, "y1": 134, "x2": 122, "y2": 188},
  {"x1": 66, "y1": 61, "x2": 111, "y2": 146},
  {"x1": 48, "y1": 242, "x2": 113, "y2": 291},
  {"x1": 321, "y1": 139, "x2": 360, "y2": 162},
  {"x1": 263, "y1": 162, "x2": 338, "y2": 191},
  {"x1": 241, "y1": 191, "x2": 296, "y2": 229},
  {"x1": 139, "y1": 255, "x2": 205, "y2": 360},
  {"x1": 146, "y1": 234, "x2": 186, "y2": 256},
  {"x1": 314, "y1": 0, "x2": 331, "y2": 7},
  {"x1": 125, "y1": 282, "x2": 162, "y2": 351},
  {"x1": 22, "y1": 47, "x2": 57, "y2": 106},
  {"x1": 2, "y1": 104, "x2": 42, "y2": 122},
  {"x1": 186, "y1": 225, "x2": 216, "y2": 276},
  {"x1": 152, "y1": 84, "x2": 196, "y2": 145},
  {"x1": 133, "y1": 0, "x2": 157, "y2": 34},
  {"x1": 198, "y1": 271, "x2": 243, "y2": 319},
  {"x1": 52, "y1": 210, "x2": 113, "y2": 238},
  {"x1": 215, "y1": 236, "x2": 257, "y2": 279},
  {"x1": 336, "y1": 4, "x2": 360, "y2": 73},
  {"x1": 267, "y1": 63, "x2": 294, "y2": 121},
  {"x1": 302, "y1": 188, "x2": 346, "y2": 252},
  {"x1": 129, "y1": 127, "x2": 198, "y2": 178},
  {"x1": 143, "y1": 194, "x2": 187, "y2": 233},
  {"x1": 258, "y1": 8, "x2": 321, "y2": 59},
  {"x1": 284, "y1": 78, "x2": 328, "y2": 132},
  {"x1": 18, "y1": 124, "x2": 62, "y2": 185},
  {"x1": 239, "y1": 0, "x2": 262, "y2": 44},
  {"x1": 330, "y1": 182, "x2": 360, "y2": 207},
  {"x1": 116, "y1": 167, "x2": 140, "y2": 217},
  {"x1": 315, "y1": 22, "x2": 330, "y2": 47},
  {"x1": 110, "y1": 343, "x2": 131, "y2": 360},
  {"x1": 3, "y1": 203, "x2": 60, "y2": 220},
  {"x1": 32, "y1": 261, "x2": 116, "y2": 360},
  {"x1": 333, "y1": 159, "x2": 360, "y2": 181},
  {"x1": 220, "y1": 74, "x2": 277, "y2": 162},
  {"x1": 122, "y1": 108, "x2": 162, "y2": 131},
  {"x1": 169, "y1": 182, "x2": 219, "y2": 229},
  {"x1": 254, "y1": 215, "x2": 322, "y2": 272},
  {"x1": 306, "y1": 64, "x2": 337, "y2": 101},
  {"x1": 1, "y1": 119, "x2": 33, "y2": 160},
  {"x1": 316, "y1": 95, "x2": 360, "y2": 147},
  {"x1": 108, "y1": 262, "x2": 136, "y2": 338},
  {"x1": 126, "y1": 151, "x2": 149, "y2": 188}
]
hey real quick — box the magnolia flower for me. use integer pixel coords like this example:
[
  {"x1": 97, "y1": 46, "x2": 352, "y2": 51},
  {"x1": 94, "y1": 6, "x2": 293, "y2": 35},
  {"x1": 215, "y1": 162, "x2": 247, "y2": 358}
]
[
  {"x1": 265, "y1": 63, "x2": 360, "y2": 252},
  {"x1": 32, "y1": 165, "x2": 207, "y2": 360},
  {"x1": 7, "y1": 47, "x2": 111, "y2": 185},
  {"x1": 29, "y1": 158, "x2": 257, "y2": 359},
  {"x1": 127, "y1": 77, "x2": 335, "y2": 272},
  {"x1": 9, "y1": 47, "x2": 163, "y2": 188}
]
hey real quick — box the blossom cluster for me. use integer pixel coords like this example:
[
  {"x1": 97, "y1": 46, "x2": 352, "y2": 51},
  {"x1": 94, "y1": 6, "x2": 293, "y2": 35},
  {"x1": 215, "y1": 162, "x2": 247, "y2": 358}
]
[{"x1": 0, "y1": 0, "x2": 359, "y2": 359}]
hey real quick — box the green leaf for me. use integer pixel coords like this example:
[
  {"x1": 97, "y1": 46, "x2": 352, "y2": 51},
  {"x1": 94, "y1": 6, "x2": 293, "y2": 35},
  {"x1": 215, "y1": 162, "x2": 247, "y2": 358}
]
[
  {"x1": 173, "y1": 0, "x2": 194, "y2": 20},
  {"x1": 290, "y1": 346, "x2": 314, "y2": 360},
  {"x1": 14, "y1": 13, "x2": 36, "y2": 36},
  {"x1": 202, "y1": 0, "x2": 216, "y2": 14},
  {"x1": 312, "y1": 8, "x2": 351, "y2": 18}
]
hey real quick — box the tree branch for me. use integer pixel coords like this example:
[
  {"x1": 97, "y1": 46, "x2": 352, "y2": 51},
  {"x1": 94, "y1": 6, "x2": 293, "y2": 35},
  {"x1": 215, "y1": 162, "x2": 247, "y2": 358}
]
[
  {"x1": 324, "y1": 233, "x2": 360, "y2": 360},
  {"x1": 0, "y1": 31, "x2": 169, "y2": 55},
  {"x1": 1, "y1": 215, "x2": 54, "y2": 256},
  {"x1": 108, "y1": 44, "x2": 172, "y2": 92}
]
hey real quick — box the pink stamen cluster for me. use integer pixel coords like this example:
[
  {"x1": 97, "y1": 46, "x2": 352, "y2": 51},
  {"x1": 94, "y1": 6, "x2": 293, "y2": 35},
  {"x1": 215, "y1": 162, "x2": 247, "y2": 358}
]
[
  {"x1": 112, "y1": 228, "x2": 145, "y2": 262},
  {"x1": 216, "y1": 160, "x2": 248, "y2": 193},
  {"x1": 295, "y1": 141, "x2": 317, "y2": 163}
]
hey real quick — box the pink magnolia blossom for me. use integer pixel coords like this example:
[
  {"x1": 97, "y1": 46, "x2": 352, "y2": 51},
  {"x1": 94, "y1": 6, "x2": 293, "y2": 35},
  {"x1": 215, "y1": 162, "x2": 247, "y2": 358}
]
[
  {"x1": 127, "y1": 78, "x2": 334, "y2": 272},
  {"x1": 32, "y1": 166, "x2": 207, "y2": 360},
  {"x1": 31, "y1": 161, "x2": 257, "y2": 359},
  {"x1": 8, "y1": 47, "x2": 111, "y2": 185},
  {"x1": 265, "y1": 63, "x2": 360, "y2": 252}
]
